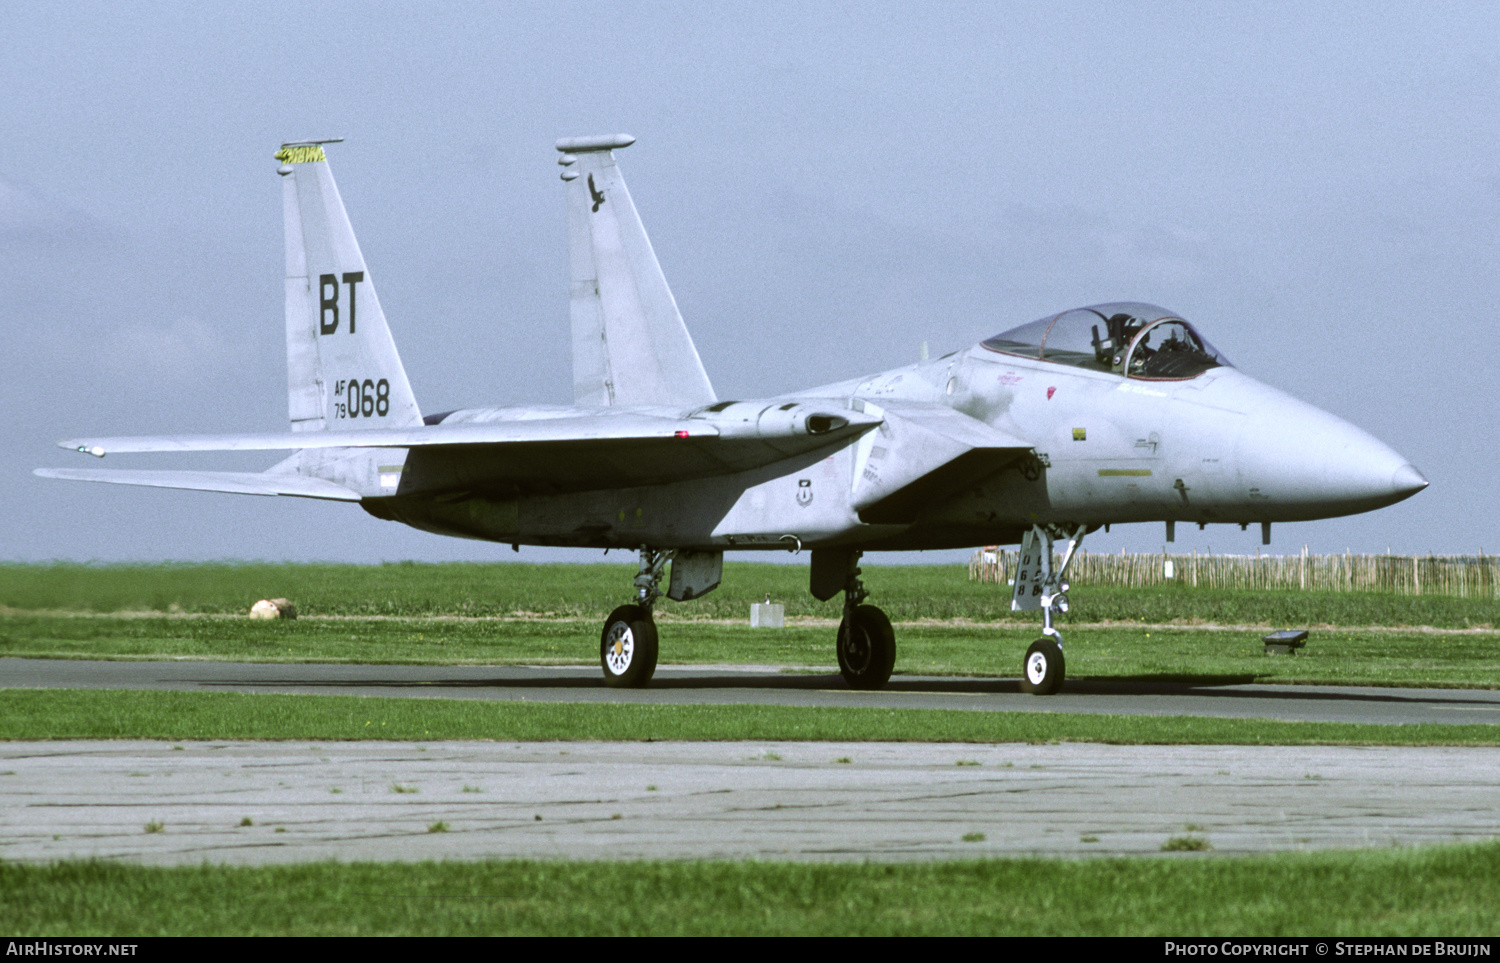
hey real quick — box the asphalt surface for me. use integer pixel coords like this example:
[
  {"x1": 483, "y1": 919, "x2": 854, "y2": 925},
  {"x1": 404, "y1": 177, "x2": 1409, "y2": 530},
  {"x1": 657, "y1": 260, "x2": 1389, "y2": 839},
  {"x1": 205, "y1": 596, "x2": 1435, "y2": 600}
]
[
  {"x1": 6, "y1": 741, "x2": 1500, "y2": 864},
  {"x1": 5, "y1": 657, "x2": 1500, "y2": 725}
]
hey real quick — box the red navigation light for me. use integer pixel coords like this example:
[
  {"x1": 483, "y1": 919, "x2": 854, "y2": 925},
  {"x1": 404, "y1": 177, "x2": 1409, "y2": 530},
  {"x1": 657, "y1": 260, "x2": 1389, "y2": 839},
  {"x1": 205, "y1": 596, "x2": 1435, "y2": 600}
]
[{"x1": 674, "y1": 430, "x2": 690, "y2": 438}]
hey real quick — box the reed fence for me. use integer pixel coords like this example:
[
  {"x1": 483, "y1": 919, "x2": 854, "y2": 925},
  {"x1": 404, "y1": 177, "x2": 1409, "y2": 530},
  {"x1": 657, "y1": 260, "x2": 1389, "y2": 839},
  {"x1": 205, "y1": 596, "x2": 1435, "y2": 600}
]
[{"x1": 968, "y1": 547, "x2": 1500, "y2": 598}]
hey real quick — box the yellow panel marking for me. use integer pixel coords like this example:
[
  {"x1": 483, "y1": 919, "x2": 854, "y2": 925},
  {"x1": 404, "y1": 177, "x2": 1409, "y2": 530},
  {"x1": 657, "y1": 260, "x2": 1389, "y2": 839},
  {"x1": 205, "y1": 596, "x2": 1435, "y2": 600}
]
[
  {"x1": 1072, "y1": 428, "x2": 1086, "y2": 441},
  {"x1": 1098, "y1": 468, "x2": 1153, "y2": 477},
  {"x1": 274, "y1": 145, "x2": 326, "y2": 164}
]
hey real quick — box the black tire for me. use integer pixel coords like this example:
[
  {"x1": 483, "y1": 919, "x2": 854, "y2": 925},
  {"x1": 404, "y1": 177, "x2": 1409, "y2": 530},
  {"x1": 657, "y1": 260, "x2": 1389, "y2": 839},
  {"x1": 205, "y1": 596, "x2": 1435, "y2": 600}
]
[
  {"x1": 600, "y1": 604, "x2": 659, "y2": 688},
  {"x1": 1020, "y1": 637, "x2": 1065, "y2": 695},
  {"x1": 837, "y1": 604, "x2": 896, "y2": 690}
]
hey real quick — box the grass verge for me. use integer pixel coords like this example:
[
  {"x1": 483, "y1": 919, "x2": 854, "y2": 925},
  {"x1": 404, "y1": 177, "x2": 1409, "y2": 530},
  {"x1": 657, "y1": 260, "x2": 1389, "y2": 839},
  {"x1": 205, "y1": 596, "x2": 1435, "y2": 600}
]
[
  {"x1": 3, "y1": 689, "x2": 1497, "y2": 744},
  {"x1": 5, "y1": 561, "x2": 1499, "y2": 627},
  {"x1": 5, "y1": 615, "x2": 1499, "y2": 689},
  {"x1": 5, "y1": 843, "x2": 1500, "y2": 935}
]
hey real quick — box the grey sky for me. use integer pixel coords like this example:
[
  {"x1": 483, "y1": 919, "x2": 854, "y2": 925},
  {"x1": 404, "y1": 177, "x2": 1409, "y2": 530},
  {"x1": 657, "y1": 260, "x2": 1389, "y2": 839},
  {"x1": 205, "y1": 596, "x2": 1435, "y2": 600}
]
[{"x1": 3, "y1": 1, "x2": 1495, "y2": 563}]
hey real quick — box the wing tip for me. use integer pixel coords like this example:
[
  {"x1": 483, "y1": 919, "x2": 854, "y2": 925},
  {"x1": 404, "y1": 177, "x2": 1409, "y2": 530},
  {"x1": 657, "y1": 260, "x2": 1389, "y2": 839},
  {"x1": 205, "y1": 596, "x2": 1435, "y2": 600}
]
[{"x1": 57, "y1": 440, "x2": 106, "y2": 457}]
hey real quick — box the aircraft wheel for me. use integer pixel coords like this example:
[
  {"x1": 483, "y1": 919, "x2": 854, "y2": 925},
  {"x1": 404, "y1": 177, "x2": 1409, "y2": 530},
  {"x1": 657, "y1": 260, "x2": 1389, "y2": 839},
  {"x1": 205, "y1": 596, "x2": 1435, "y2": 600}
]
[
  {"x1": 1020, "y1": 638, "x2": 1065, "y2": 695},
  {"x1": 837, "y1": 605, "x2": 896, "y2": 690},
  {"x1": 600, "y1": 605, "x2": 659, "y2": 688}
]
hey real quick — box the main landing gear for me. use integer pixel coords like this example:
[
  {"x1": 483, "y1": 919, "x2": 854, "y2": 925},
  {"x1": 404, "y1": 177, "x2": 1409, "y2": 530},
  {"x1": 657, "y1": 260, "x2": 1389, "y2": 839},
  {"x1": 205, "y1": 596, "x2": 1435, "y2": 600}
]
[
  {"x1": 834, "y1": 552, "x2": 895, "y2": 690},
  {"x1": 1013, "y1": 524, "x2": 1087, "y2": 695},
  {"x1": 599, "y1": 547, "x2": 668, "y2": 688}
]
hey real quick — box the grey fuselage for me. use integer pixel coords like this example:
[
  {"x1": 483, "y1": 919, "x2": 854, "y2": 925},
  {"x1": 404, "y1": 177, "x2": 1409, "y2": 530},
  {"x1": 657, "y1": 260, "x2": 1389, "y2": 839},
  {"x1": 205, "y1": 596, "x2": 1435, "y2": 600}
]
[{"x1": 360, "y1": 335, "x2": 1425, "y2": 552}]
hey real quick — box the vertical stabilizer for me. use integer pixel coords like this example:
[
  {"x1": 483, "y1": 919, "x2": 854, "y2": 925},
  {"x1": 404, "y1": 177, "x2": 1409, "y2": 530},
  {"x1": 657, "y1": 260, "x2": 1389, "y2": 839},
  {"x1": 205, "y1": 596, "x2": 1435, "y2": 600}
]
[
  {"x1": 557, "y1": 135, "x2": 716, "y2": 408},
  {"x1": 277, "y1": 141, "x2": 421, "y2": 431}
]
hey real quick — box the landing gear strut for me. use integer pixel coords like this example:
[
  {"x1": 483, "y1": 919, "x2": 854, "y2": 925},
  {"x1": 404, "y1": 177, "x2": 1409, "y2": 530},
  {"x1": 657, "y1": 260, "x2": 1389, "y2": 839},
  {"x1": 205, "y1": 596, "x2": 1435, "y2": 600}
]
[
  {"x1": 599, "y1": 546, "x2": 669, "y2": 688},
  {"x1": 1013, "y1": 524, "x2": 1086, "y2": 695},
  {"x1": 835, "y1": 551, "x2": 895, "y2": 690}
]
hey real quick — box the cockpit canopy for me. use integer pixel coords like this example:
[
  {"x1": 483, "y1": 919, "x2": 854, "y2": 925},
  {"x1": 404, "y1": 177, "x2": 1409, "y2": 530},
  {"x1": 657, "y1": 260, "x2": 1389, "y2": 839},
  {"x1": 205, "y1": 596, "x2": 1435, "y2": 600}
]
[{"x1": 981, "y1": 302, "x2": 1230, "y2": 380}]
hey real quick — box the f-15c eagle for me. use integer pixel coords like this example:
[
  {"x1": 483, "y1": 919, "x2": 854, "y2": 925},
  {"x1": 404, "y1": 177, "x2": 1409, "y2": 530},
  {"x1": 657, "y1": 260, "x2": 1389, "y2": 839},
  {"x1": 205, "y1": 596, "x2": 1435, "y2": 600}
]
[{"x1": 39, "y1": 135, "x2": 1427, "y2": 694}]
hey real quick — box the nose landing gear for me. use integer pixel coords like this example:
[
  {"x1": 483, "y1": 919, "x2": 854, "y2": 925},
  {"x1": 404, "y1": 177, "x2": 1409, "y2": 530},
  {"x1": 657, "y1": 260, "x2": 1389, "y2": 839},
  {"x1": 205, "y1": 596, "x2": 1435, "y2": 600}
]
[{"x1": 1013, "y1": 523, "x2": 1086, "y2": 695}]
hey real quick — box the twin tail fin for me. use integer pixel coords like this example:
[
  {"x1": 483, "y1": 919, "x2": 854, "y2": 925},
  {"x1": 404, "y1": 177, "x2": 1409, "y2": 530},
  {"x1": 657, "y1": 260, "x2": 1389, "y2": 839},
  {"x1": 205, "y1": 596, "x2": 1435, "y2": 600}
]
[
  {"x1": 277, "y1": 141, "x2": 422, "y2": 431},
  {"x1": 558, "y1": 135, "x2": 716, "y2": 408}
]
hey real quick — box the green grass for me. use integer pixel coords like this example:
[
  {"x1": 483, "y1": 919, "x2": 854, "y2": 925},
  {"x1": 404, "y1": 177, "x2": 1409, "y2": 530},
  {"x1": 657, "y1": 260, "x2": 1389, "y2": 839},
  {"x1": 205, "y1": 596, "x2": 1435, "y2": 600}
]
[
  {"x1": 3, "y1": 688, "x2": 1497, "y2": 745},
  {"x1": 7, "y1": 561, "x2": 1499, "y2": 690},
  {"x1": 5, "y1": 613, "x2": 1499, "y2": 689},
  {"x1": 6, "y1": 843, "x2": 1500, "y2": 935},
  {"x1": 4, "y1": 561, "x2": 1498, "y2": 626}
]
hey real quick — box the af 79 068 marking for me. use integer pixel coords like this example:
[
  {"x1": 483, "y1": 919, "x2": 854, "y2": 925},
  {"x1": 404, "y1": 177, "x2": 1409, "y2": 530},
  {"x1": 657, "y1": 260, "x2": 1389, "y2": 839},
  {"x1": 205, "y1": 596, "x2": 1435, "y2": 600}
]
[{"x1": 334, "y1": 378, "x2": 390, "y2": 419}]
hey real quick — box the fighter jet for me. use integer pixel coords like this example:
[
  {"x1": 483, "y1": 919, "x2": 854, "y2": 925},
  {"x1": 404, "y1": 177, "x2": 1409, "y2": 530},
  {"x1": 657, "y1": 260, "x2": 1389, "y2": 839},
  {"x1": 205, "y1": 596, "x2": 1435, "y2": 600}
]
[{"x1": 38, "y1": 135, "x2": 1428, "y2": 694}]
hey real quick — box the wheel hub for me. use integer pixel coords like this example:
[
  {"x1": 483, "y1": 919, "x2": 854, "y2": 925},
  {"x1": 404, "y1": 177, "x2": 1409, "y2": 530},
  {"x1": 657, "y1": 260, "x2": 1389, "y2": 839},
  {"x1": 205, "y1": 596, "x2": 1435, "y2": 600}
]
[
  {"x1": 842, "y1": 626, "x2": 871, "y2": 672},
  {"x1": 604, "y1": 623, "x2": 634, "y2": 675},
  {"x1": 1026, "y1": 651, "x2": 1048, "y2": 685}
]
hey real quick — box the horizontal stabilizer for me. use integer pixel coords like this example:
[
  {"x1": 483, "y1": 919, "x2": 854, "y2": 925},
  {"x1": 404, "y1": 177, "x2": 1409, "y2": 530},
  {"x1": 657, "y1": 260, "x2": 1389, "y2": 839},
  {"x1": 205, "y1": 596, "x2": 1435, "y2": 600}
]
[{"x1": 34, "y1": 468, "x2": 361, "y2": 501}]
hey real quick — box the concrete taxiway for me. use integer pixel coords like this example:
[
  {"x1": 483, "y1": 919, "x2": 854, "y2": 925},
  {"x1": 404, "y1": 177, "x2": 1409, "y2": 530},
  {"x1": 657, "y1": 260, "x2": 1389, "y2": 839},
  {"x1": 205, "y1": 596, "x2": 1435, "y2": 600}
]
[
  {"x1": 5, "y1": 657, "x2": 1500, "y2": 725},
  {"x1": 4, "y1": 740, "x2": 1500, "y2": 865},
  {"x1": 6, "y1": 659, "x2": 1498, "y2": 864}
]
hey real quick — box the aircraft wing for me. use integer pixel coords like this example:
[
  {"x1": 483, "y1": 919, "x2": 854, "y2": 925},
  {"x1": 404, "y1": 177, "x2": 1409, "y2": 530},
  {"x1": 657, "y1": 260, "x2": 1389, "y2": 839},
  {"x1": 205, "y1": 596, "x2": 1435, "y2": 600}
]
[
  {"x1": 33, "y1": 468, "x2": 361, "y2": 501},
  {"x1": 49, "y1": 407, "x2": 882, "y2": 498},
  {"x1": 851, "y1": 401, "x2": 1033, "y2": 524},
  {"x1": 56, "y1": 413, "x2": 719, "y2": 456}
]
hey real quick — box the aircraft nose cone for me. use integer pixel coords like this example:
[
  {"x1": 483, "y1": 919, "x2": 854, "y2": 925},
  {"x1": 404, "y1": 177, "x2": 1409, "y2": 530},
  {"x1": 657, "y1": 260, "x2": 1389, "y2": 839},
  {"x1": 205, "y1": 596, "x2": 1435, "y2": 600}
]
[
  {"x1": 1186, "y1": 370, "x2": 1426, "y2": 521},
  {"x1": 1224, "y1": 379, "x2": 1427, "y2": 518},
  {"x1": 1301, "y1": 422, "x2": 1424, "y2": 513},
  {"x1": 1390, "y1": 463, "x2": 1428, "y2": 500}
]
